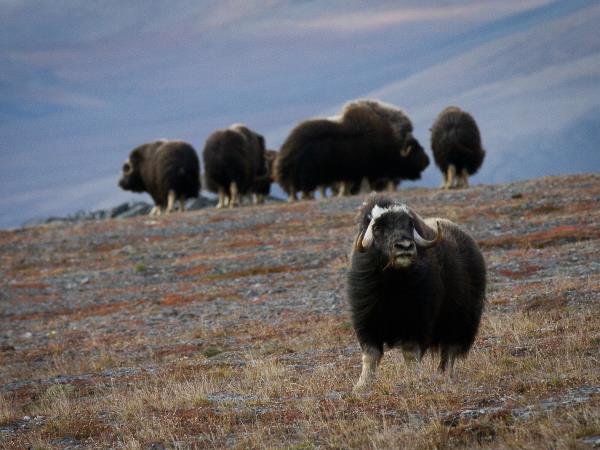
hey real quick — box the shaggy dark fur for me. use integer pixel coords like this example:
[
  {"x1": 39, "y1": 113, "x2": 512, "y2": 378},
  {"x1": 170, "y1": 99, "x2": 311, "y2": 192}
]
[
  {"x1": 367, "y1": 136, "x2": 430, "y2": 191},
  {"x1": 347, "y1": 194, "x2": 486, "y2": 382},
  {"x1": 430, "y1": 106, "x2": 485, "y2": 176},
  {"x1": 118, "y1": 140, "x2": 200, "y2": 209},
  {"x1": 252, "y1": 149, "x2": 277, "y2": 198},
  {"x1": 203, "y1": 125, "x2": 266, "y2": 198},
  {"x1": 274, "y1": 99, "x2": 426, "y2": 199}
]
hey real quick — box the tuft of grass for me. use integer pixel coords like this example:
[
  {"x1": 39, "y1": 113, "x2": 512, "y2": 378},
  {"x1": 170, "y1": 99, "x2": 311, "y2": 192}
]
[
  {"x1": 201, "y1": 347, "x2": 222, "y2": 358},
  {"x1": 134, "y1": 262, "x2": 147, "y2": 273},
  {"x1": 0, "y1": 393, "x2": 22, "y2": 426}
]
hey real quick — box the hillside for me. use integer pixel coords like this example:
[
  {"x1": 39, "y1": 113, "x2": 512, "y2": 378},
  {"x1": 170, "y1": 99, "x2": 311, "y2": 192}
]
[{"x1": 1, "y1": 173, "x2": 599, "y2": 448}]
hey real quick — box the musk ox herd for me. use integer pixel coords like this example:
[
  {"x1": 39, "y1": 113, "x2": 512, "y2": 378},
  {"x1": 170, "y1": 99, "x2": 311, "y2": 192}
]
[
  {"x1": 117, "y1": 99, "x2": 488, "y2": 388},
  {"x1": 118, "y1": 99, "x2": 485, "y2": 212}
]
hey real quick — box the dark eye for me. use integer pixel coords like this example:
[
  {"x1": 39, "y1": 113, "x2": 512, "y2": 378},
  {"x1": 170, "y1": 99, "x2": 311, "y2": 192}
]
[{"x1": 372, "y1": 224, "x2": 380, "y2": 234}]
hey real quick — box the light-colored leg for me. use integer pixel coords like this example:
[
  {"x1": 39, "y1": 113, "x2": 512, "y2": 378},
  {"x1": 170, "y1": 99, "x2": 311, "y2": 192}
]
[
  {"x1": 445, "y1": 164, "x2": 456, "y2": 189},
  {"x1": 166, "y1": 190, "x2": 176, "y2": 213},
  {"x1": 401, "y1": 342, "x2": 422, "y2": 365},
  {"x1": 252, "y1": 193, "x2": 262, "y2": 205},
  {"x1": 460, "y1": 169, "x2": 470, "y2": 188},
  {"x1": 179, "y1": 197, "x2": 186, "y2": 212},
  {"x1": 386, "y1": 180, "x2": 396, "y2": 192},
  {"x1": 318, "y1": 186, "x2": 327, "y2": 199},
  {"x1": 216, "y1": 188, "x2": 226, "y2": 209},
  {"x1": 353, "y1": 347, "x2": 383, "y2": 391},
  {"x1": 287, "y1": 185, "x2": 297, "y2": 203},
  {"x1": 149, "y1": 206, "x2": 159, "y2": 216},
  {"x1": 337, "y1": 181, "x2": 349, "y2": 197},
  {"x1": 229, "y1": 181, "x2": 239, "y2": 207},
  {"x1": 359, "y1": 177, "x2": 371, "y2": 194}
]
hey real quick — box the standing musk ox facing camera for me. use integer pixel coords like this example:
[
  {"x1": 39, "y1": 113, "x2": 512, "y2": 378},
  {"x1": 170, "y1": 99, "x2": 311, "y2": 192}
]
[
  {"x1": 430, "y1": 106, "x2": 485, "y2": 189},
  {"x1": 118, "y1": 140, "x2": 200, "y2": 215},
  {"x1": 347, "y1": 195, "x2": 486, "y2": 390},
  {"x1": 274, "y1": 99, "x2": 427, "y2": 201},
  {"x1": 203, "y1": 124, "x2": 267, "y2": 208}
]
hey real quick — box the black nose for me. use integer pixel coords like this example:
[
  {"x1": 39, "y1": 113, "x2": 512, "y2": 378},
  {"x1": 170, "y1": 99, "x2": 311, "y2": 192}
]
[{"x1": 393, "y1": 240, "x2": 413, "y2": 251}]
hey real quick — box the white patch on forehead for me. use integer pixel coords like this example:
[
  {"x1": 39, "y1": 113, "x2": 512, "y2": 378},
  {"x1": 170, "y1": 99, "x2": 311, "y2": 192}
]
[
  {"x1": 361, "y1": 203, "x2": 410, "y2": 249},
  {"x1": 370, "y1": 203, "x2": 409, "y2": 220}
]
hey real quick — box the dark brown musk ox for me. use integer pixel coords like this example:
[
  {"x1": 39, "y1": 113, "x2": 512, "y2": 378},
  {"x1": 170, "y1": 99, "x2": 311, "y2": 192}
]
[
  {"x1": 118, "y1": 140, "x2": 200, "y2": 215},
  {"x1": 203, "y1": 124, "x2": 267, "y2": 208},
  {"x1": 274, "y1": 99, "x2": 427, "y2": 202},
  {"x1": 367, "y1": 136, "x2": 430, "y2": 193},
  {"x1": 250, "y1": 149, "x2": 277, "y2": 205},
  {"x1": 347, "y1": 194, "x2": 486, "y2": 390},
  {"x1": 430, "y1": 106, "x2": 485, "y2": 189}
]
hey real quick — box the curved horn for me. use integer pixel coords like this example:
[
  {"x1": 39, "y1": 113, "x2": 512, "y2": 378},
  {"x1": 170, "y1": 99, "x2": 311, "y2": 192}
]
[
  {"x1": 354, "y1": 230, "x2": 367, "y2": 253},
  {"x1": 413, "y1": 220, "x2": 442, "y2": 249},
  {"x1": 400, "y1": 131, "x2": 414, "y2": 157},
  {"x1": 361, "y1": 219, "x2": 377, "y2": 250},
  {"x1": 122, "y1": 160, "x2": 133, "y2": 175}
]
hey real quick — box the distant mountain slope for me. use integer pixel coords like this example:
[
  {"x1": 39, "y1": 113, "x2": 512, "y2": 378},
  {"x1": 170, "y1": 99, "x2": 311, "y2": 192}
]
[{"x1": 1, "y1": 1, "x2": 599, "y2": 229}]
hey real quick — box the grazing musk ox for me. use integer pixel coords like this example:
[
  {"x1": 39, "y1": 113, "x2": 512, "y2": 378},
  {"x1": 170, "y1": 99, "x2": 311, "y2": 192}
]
[
  {"x1": 367, "y1": 136, "x2": 430, "y2": 193},
  {"x1": 430, "y1": 106, "x2": 485, "y2": 189},
  {"x1": 203, "y1": 124, "x2": 267, "y2": 208},
  {"x1": 251, "y1": 149, "x2": 277, "y2": 205},
  {"x1": 274, "y1": 99, "x2": 427, "y2": 201},
  {"x1": 347, "y1": 194, "x2": 486, "y2": 390},
  {"x1": 118, "y1": 140, "x2": 200, "y2": 215}
]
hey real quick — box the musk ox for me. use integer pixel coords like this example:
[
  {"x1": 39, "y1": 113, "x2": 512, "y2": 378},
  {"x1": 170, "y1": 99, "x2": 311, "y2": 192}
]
[
  {"x1": 118, "y1": 140, "x2": 200, "y2": 215},
  {"x1": 274, "y1": 99, "x2": 427, "y2": 201},
  {"x1": 251, "y1": 149, "x2": 277, "y2": 205},
  {"x1": 430, "y1": 106, "x2": 485, "y2": 189},
  {"x1": 367, "y1": 136, "x2": 430, "y2": 193},
  {"x1": 203, "y1": 124, "x2": 267, "y2": 208},
  {"x1": 347, "y1": 194, "x2": 486, "y2": 390}
]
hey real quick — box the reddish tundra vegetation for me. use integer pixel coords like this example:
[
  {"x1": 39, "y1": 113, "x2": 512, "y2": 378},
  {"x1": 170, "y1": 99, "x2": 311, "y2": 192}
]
[{"x1": 1, "y1": 173, "x2": 599, "y2": 449}]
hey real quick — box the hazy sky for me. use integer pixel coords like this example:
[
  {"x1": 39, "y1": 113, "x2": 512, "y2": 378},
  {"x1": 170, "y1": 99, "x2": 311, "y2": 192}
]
[{"x1": 1, "y1": 0, "x2": 598, "y2": 228}]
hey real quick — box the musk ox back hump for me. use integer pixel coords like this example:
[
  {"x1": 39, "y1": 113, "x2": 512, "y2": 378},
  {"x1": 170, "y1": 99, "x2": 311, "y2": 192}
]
[
  {"x1": 341, "y1": 99, "x2": 413, "y2": 144},
  {"x1": 430, "y1": 106, "x2": 485, "y2": 175}
]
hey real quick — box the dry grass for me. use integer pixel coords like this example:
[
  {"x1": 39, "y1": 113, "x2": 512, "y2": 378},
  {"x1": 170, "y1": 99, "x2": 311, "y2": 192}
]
[
  {"x1": 4, "y1": 305, "x2": 598, "y2": 448},
  {"x1": 2, "y1": 174, "x2": 599, "y2": 448}
]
